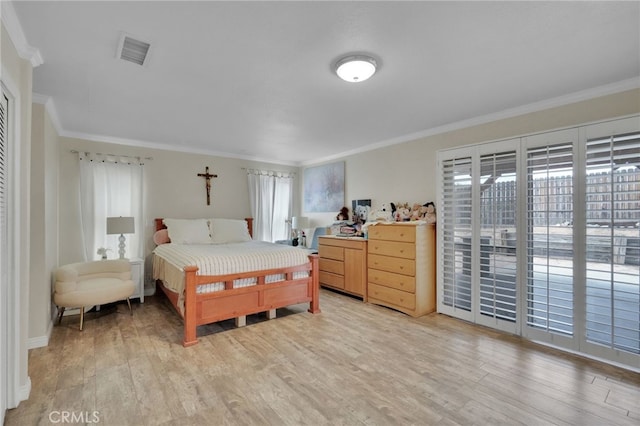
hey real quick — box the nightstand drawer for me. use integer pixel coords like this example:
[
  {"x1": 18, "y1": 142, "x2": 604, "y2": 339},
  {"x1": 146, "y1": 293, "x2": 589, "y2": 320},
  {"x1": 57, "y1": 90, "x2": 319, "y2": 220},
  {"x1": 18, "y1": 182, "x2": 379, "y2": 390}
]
[
  {"x1": 368, "y1": 283, "x2": 415, "y2": 310},
  {"x1": 319, "y1": 258, "x2": 344, "y2": 275},
  {"x1": 368, "y1": 254, "x2": 415, "y2": 276},
  {"x1": 319, "y1": 245, "x2": 344, "y2": 261},
  {"x1": 368, "y1": 240, "x2": 415, "y2": 259},
  {"x1": 368, "y1": 269, "x2": 416, "y2": 293}
]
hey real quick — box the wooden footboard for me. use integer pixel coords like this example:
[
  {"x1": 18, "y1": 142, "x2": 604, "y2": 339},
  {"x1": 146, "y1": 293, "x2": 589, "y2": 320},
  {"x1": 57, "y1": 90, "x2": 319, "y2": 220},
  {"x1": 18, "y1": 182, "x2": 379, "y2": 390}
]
[{"x1": 159, "y1": 254, "x2": 320, "y2": 347}]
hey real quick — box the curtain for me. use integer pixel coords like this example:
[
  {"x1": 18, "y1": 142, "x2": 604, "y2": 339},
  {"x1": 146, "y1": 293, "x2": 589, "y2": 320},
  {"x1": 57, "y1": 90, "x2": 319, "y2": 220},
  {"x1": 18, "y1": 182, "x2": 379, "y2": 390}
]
[
  {"x1": 247, "y1": 170, "x2": 293, "y2": 242},
  {"x1": 79, "y1": 152, "x2": 144, "y2": 261}
]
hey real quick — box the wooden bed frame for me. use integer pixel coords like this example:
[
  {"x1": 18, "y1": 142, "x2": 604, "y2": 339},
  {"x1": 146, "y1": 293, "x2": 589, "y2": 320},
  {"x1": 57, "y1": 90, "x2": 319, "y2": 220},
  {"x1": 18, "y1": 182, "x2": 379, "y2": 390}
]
[{"x1": 154, "y1": 218, "x2": 320, "y2": 347}]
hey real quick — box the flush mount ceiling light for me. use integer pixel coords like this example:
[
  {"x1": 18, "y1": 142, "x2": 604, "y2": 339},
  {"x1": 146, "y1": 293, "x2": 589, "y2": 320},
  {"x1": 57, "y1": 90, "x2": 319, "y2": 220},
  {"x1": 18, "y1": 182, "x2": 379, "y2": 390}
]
[{"x1": 335, "y1": 55, "x2": 377, "y2": 83}]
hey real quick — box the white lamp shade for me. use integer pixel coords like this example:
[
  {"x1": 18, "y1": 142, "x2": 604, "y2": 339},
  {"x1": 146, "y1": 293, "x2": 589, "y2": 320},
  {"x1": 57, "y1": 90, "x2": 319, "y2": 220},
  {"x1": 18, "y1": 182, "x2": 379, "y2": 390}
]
[
  {"x1": 107, "y1": 216, "x2": 135, "y2": 235},
  {"x1": 291, "y1": 216, "x2": 309, "y2": 230},
  {"x1": 335, "y1": 55, "x2": 377, "y2": 83}
]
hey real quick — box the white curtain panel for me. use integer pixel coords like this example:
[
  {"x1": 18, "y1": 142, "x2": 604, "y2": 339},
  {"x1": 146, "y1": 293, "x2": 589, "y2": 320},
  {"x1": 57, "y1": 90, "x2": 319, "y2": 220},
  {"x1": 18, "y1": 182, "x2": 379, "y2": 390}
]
[
  {"x1": 79, "y1": 152, "x2": 144, "y2": 260},
  {"x1": 247, "y1": 170, "x2": 292, "y2": 242}
]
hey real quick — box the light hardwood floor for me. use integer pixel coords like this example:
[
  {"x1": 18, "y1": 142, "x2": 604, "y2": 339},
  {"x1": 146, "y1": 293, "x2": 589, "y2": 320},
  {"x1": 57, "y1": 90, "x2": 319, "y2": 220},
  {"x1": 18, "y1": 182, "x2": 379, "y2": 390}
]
[{"x1": 6, "y1": 289, "x2": 640, "y2": 425}]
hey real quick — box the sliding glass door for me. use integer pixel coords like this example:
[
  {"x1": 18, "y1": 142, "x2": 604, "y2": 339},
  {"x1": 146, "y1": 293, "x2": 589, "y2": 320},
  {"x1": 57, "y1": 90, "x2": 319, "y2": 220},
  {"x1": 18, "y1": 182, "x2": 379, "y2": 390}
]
[
  {"x1": 582, "y1": 118, "x2": 640, "y2": 366},
  {"x1": 522, "y1": 129, "x2": 577, "y2": 349},
  {"x1": 437, "y1": 116, "x2": 640, "y2": 369}
]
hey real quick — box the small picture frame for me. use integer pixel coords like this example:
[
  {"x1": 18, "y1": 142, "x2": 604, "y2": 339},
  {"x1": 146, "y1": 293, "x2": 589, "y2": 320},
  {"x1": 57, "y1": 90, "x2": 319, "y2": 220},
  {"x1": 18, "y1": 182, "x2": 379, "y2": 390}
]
[{"x1": 352, "y1": 199, "x2": 371, "y2": 225}]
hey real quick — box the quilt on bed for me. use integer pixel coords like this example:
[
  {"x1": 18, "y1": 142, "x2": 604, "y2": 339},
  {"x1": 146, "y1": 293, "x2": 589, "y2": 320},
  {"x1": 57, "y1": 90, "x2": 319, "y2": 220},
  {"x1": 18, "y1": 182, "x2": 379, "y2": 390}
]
[{"x1": 153, "y1": 241, "x2": 311, "y2": 312}]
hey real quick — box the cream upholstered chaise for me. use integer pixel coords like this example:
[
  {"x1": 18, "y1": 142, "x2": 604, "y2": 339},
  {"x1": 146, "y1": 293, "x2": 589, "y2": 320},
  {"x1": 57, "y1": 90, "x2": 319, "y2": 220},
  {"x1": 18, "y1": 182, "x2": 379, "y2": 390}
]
[{"x1": 54, "y1": 259, "x2": 135, "y2": 330}]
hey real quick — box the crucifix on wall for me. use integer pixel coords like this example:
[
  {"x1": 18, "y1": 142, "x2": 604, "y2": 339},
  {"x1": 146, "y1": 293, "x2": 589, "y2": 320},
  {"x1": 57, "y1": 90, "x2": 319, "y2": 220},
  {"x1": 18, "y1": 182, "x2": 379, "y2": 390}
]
[{"x1": 197, "y1": 166, "x2": 218, "y2": 205}]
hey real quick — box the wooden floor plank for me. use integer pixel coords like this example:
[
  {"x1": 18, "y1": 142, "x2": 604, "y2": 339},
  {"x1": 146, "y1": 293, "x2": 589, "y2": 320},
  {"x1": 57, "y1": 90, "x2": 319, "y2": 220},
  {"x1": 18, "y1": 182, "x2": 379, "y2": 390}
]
[{"x1": 6, "y1": 289, "x2": 640, "y2": 425}]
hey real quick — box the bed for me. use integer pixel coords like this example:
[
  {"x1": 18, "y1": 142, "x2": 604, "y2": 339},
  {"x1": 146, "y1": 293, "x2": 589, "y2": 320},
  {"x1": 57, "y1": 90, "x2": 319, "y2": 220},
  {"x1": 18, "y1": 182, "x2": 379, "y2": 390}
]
[{"x1": 152, "y1": 217, "x2": 320, "y2": 346}]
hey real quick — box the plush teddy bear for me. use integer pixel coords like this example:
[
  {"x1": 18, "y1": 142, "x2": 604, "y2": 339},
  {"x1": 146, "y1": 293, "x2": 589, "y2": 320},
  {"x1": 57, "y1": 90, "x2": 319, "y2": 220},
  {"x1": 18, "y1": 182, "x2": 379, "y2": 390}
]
[
  {"x1": 336, "y1": 206, "x2": 350, "y2": 221},
  {"x1": 410, "y1": 203, "x2": 422, "y2": 221},
  {"x1": 423, "y1": 202, "x2": 436, "y2": 223},
  {"x1": 394, "y1": 207, "x2": 411, "y2": 222}
]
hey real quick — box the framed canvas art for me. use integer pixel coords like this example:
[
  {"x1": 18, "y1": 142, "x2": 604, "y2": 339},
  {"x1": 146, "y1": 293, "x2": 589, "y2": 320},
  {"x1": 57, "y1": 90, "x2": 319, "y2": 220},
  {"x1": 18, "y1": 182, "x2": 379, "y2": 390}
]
[{"x1": 303, "y1": 162, "x2": 344, "y2": 212}]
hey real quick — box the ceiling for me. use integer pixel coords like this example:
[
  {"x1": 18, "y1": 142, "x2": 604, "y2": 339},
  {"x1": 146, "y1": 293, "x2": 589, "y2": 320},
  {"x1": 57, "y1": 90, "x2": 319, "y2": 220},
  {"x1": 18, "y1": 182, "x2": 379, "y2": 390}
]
[{"x1": 10, "y1": 1, "x2": 640, "y2": 165}]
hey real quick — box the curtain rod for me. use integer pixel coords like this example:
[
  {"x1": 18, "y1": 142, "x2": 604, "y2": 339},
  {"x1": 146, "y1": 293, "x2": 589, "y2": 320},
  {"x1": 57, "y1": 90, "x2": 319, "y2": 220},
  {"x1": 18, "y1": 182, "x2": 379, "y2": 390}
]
[
  {"x1": 70, "y1": 150, "x2": 153, "y2": 161},
  {"x1": 243, "y1": 167, "x2": 295, "y2": 176}
]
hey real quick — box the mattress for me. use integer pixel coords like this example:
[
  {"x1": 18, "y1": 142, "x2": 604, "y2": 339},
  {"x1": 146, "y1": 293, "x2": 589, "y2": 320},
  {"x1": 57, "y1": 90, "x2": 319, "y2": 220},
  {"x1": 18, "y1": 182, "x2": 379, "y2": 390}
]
[{"x1": 152, "y1": 241, "x2": 311, "y2": 312}]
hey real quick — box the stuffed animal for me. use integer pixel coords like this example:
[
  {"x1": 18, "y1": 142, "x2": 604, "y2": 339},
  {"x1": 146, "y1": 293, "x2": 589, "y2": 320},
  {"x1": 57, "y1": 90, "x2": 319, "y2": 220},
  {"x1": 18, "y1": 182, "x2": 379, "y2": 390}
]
[
  {"x1": 369, "y1": 203, "x2": 394, "y2": 222},
  {"x1": 336, "y1": 207, "x2": 349, "y2": 221},
  {"x1": 394, "y1": 207, "x2": 411, "y2": 222},
  {"x1": 423, "y1": 202, "x2": 436, "y2": 223},
  {"x1": 410, "y1": 203, "x2": 422, "y2": 221}
]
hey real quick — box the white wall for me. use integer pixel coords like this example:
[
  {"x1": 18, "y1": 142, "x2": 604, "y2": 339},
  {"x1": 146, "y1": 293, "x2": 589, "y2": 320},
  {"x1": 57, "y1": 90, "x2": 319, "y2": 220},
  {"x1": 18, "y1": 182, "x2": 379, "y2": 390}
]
[
  {"x1": 1, "y1": 21, "x2": 33, "y2": 405},
  {"x1": 29, "y1": 102, "x2": 59, "y2": 344},
  {"x1": 302, "y1": 89, "x2": 640, "y2": 226},
  {"x1": 57, "y1": 138, "x2": 299, "y2": 285}
]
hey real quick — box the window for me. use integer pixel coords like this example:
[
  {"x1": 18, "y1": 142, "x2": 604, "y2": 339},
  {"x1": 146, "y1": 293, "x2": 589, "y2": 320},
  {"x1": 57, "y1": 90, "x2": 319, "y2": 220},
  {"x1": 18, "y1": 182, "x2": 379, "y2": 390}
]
[
  {"x1": 438, "y1": 116, "x2": 640, "y2": 368},
  {"x1": 247, "y1": 170, "x2": 293, "y2": 242},
  {"x1": 524, "y1": 132, "x2": 576, "y2": 345},
  {"x1": 584, "y1": 128, "x2": 640, "y2": 355},
  {"x1": 441, "y1": 156, "x2": 473, "y2": 318},
  {"x1": 78, "y1": 153, "x2": 144, "y2": 260}
]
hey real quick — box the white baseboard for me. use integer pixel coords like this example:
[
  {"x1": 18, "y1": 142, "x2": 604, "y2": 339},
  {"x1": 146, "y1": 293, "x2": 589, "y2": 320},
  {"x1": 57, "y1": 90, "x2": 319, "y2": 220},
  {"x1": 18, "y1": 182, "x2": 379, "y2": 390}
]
[
  {"x1": 19, "y1": 376, "x2": 31, "y2": 402},
  {"x1": 27, "y1": 320, "x2": 53, "y2": 349}
]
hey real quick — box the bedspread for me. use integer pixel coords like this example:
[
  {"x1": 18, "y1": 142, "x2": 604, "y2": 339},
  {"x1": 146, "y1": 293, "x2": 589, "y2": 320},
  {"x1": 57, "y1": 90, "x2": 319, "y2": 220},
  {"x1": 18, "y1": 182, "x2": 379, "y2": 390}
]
[{"x1": 152, "y1": 241, "x2": 311, "y2": 312}]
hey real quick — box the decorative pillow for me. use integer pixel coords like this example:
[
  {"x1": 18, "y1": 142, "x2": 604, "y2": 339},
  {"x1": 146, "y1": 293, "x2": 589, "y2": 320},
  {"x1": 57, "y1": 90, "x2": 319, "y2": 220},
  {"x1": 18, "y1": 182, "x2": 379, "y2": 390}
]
[
  {"x1": 153, "y1": 229, "x2": 171, "y2": 245},
  {"x1": 163, "y1": 218, "x2": 212, "y2": 244},
  {"x1": 209, "y1": 218, "x2": 252, "y2": 244}
]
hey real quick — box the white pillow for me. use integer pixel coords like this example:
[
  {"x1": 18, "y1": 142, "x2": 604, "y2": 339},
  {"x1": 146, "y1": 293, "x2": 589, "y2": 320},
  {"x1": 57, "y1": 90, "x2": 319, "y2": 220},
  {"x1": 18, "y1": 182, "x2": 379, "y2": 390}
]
[
  {"x1": 163, "y1": 218, "x2": 212, "y2": 244},
  {"x1": 209, "y1": 218, "x2": 252, "y2": 243}
]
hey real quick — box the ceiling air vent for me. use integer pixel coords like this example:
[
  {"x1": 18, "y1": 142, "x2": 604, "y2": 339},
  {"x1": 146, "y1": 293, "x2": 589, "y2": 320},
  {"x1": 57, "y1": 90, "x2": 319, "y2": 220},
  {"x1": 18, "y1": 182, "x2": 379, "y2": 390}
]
[{"x1": 117, "y1": 33, "x2": 151, "y2": 66}]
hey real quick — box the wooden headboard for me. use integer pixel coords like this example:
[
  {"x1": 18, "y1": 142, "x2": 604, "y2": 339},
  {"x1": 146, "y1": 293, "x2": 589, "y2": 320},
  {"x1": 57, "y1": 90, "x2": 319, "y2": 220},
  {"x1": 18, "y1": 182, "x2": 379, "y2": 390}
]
[{"x1": 154, "y1": 217, "x2": 254, "y2": 238}]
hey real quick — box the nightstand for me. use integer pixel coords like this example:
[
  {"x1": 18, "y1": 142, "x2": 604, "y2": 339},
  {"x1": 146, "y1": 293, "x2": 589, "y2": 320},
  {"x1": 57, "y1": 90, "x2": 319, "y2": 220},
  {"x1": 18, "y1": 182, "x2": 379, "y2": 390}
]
[{"x1": 129, "y1": 257, "x2": 144, "y2": 303}]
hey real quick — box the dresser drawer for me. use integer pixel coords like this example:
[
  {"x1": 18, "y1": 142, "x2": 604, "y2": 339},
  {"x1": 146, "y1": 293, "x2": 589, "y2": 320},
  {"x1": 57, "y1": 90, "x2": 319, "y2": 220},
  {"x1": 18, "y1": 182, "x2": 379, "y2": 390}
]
[
  {"x1": 319, "y1": 237, "x2": 366, "y2": 250},
  {"x1": 368, "y1": 254, "x2": 415, "y2": 276},
  {"x1": 368, "y1": 283, "x2": 416, "y2": 310},
  {"x1": 368, "y1": 226, "x2": 416, "y2": 243},
  {"x1": 319, "y1": 258, "x2": 344, "y2": 275},
  {"x1": 320, "y1": 271, "x2": 344, "y2": 289},
  {"x1": 368, "y1": 240, "x2": 415, "y2": 259},
  {"x1": 368, "y1": 269, "x2": 416, "y2": 293},
  {"x1": 319, "y1": 245, "x2": 344, "y2": 261}
]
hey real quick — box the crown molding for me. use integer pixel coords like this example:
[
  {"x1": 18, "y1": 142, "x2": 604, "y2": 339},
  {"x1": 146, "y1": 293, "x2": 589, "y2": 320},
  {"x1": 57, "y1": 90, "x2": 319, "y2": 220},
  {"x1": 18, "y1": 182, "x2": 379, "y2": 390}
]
[
  {"x1": 1, "y1": 1, "x2": 43, "y2": 67},
  {"x1": 32, "y1": 93, "x2": 63, "y2": 135},
  {"x1": 31, "y1": 76, "x2": 640, "y2": 167},
  {"x1": 301, "y1": 77, "x2": 640, "y2": 166},
  {"x1": 59, "y1": 129, "x2": 300, "y2": 167}
]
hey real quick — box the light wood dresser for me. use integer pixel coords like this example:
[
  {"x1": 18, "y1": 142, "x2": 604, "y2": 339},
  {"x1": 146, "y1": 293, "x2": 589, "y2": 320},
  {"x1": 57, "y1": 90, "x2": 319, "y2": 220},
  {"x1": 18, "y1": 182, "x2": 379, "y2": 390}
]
[
  {"x1": 367, "y1": 223, "x2": 436, "y2": 317},
  {"x1": 318, "y1": 236, "x2": 367, "y2": 299}
]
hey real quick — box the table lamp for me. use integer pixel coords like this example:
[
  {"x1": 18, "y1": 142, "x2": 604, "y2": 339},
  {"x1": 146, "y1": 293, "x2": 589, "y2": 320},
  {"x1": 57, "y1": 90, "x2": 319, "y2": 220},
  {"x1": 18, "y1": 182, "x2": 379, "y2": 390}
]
[
  {"x1": 291, "y1": 216, "x2": 309, "y2": 246},
  {"x1": 107, "y1": 216, "x2": 135, "y2": 259}
]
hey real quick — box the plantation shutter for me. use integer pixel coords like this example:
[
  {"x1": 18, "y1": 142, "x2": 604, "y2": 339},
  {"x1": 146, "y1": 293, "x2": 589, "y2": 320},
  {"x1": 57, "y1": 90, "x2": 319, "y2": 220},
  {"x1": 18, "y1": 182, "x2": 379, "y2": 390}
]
[
  {"x1": 526, "y1": 142, "x2": 575, "y2": 336},
  {"x1": 0, "y1": 93, "x2": 7, "y2": 287},
  {"x1": 585, "y1": 130, "x2": 640, "y2": 354},
  {"x1": 479, "y1": 151, "x2": 517, "y2": 322},
  {"x1": 441, "y1": 156, "x2": 473, "y2": 314}
]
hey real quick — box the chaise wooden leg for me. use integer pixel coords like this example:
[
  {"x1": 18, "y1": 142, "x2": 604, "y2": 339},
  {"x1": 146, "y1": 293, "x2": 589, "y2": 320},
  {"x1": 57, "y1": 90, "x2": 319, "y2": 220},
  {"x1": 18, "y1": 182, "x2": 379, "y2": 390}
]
[
  {"x1": 266, "y1": 309, "x2": 276, "y2": 320},
  {"x1": 79, "y1": 307, "x2": 85, "y2": 331},
  {"x1": 57, "y1": 307, "x2": 65, "y2": 325},
  {"x1": 126, "y1": 298, "x2": 132, "y2": 316}
]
